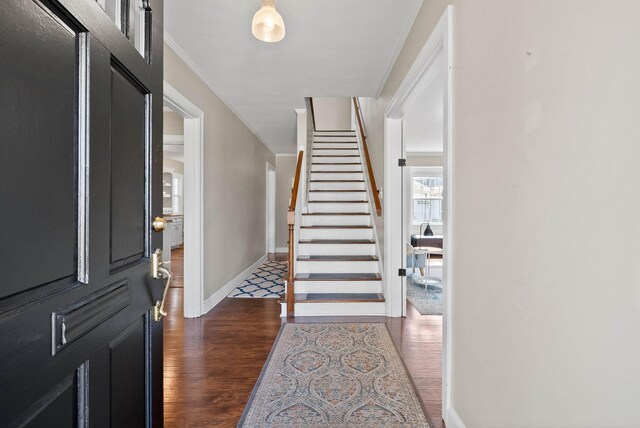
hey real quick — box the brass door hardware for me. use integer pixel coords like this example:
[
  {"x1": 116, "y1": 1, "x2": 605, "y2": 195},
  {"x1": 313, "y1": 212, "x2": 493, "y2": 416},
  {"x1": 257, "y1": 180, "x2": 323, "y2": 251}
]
[
  {"x1": 152, "y1": 216, "x2": 166, "y2": 232},
  {"x1": 151, "y1": 249, "x2": 173, "y2": 321}
]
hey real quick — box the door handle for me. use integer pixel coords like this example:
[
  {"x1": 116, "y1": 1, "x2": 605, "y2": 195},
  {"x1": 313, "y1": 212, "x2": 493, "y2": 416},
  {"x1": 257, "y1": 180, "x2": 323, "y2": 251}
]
[
  {"x1": 152, "y1": 216, "x2": 166, "y2": 232},
  {"x1": 151, "y1": 249, "x2": 173, "y2": 321}
]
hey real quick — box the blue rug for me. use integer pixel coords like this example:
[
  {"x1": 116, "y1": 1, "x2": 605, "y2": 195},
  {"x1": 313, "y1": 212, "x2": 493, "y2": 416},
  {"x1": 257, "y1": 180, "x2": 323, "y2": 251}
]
[
  {"x1": 406, "y1": 275, "x2": 442, "y2": 316},
  {"x1": 228, "y1": 260, "x2": 287, "y2": 298}
]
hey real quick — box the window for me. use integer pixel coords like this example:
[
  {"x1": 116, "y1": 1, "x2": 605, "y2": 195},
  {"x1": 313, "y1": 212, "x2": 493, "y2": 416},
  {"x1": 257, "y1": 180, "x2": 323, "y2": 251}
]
[
  {"x1": 412, "y1": 173, "x2": 443, "y2": 224},
  {"x1": 96, "y1": 0, "x2": 149, "y2": 58},
  {"x1": 172, "y1": 173, "x2": 183, "y2": 214}
]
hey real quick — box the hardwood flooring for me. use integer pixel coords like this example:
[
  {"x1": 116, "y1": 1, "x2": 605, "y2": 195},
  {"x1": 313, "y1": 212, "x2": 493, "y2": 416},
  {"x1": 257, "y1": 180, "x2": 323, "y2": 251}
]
[
  {"x1": 164, "y1": 257, "x2": 443, "y2": 428},
  {"x1": 169, "y1": 246, "x2": 184, "y2": 288}
]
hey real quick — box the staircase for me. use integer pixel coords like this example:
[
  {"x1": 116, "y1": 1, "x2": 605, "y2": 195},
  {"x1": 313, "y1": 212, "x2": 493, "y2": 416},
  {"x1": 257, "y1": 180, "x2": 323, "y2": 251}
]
[{"x1": 286, "y1": 129, "x2": 385, "y2": 316}]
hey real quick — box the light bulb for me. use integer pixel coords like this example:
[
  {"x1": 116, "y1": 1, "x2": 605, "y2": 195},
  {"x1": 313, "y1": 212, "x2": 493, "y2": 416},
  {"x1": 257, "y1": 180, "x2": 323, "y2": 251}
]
[{"x1": 251, "y1": 0, "x2": 285, "y2": 42}]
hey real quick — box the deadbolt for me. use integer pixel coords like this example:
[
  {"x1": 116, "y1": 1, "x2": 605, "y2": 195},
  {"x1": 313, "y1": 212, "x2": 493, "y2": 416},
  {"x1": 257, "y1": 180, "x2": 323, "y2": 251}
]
[{"x1": 152, "y1": 216, "x2": 166, "y2": 232}]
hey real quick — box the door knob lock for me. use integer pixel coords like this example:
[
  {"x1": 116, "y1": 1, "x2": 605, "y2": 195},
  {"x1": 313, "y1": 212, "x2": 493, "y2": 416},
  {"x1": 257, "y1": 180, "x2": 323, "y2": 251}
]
[
  {"x1": 151, "y1": 249, "x2": 173, "y2": 321},
  {"x1": 152, "y1": 216, "x2": 166, "y2": 232}
]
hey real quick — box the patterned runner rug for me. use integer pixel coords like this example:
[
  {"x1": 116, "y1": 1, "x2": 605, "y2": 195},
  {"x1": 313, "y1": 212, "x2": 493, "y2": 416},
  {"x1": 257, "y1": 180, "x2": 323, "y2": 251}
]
[
  {"x1": 238, "y1": 323, "x2": 430, "y2": 427},
  {"x1": 228, "y1": 260, "x2": 287, "y2": 298}
]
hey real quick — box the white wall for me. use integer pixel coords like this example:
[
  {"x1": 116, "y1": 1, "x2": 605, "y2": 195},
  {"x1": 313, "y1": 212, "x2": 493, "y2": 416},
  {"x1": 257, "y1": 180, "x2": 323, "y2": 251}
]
[
  {"x1": 313, "y1": 97, "x2": 352, "y2": 130},
  {"x1": 164, "y1": 44, "x2": 275, "y2": 301},
  {"x1": 451, "y1": 1, "x2": 640, "y2": 426}
]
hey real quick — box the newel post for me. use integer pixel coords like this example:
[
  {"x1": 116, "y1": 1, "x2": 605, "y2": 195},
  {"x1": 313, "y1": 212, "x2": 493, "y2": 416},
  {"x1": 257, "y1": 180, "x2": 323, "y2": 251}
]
[{"x1": 286, "y1": 210, "x2": 295, "y2": 318}]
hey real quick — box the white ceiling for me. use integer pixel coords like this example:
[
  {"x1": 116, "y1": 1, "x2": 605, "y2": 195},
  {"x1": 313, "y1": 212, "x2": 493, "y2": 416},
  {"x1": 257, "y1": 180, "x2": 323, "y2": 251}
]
[
  {"x1": 403, "y1": 68, "x2": 444, "y2": 154},
  {"x1": 164, "y1": 0, "x2": 423, "y2": 154}
]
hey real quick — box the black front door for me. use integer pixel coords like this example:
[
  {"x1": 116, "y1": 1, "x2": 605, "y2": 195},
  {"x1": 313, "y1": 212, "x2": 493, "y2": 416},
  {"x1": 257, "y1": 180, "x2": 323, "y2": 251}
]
[{"x1": 0, "y1": 0, "x2": 164, "y2": 426}]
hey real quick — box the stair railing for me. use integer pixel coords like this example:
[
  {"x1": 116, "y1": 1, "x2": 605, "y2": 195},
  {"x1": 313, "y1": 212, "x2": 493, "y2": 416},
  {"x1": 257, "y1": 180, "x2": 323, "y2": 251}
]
[
  {"x1": 352, "y1": 97, "x2": 382, "y2": 216},
  {"x1": 304, "y1": 98, "x2": 316, "y2": 208},
  {"x1": 286, "y1": 149, "x2": 304, "y2": 318}
]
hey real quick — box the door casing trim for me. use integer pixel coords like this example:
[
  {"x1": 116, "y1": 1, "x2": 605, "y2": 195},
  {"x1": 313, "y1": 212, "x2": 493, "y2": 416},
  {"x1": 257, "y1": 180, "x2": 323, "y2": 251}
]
[
  {"x1": 384, "y1": 6, "x2": 453, "y2": 422},
  {"x1": 163, "y1": 81, "x2": 205, "y2": 318}
]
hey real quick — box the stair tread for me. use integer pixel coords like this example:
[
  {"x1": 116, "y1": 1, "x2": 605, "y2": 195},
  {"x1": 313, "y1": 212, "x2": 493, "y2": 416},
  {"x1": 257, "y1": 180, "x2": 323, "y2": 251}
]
[
  {"x1": 300, "y1": 225, "x2": 372, "y2": 229},
  {"x1": 297, "y1": 255, "x2": 378, "y2": 261},
  {"x1": 298, "y1": 239, "x2": 375, "y2": 244},
  {"x1": 295, "y1": 273, "x2": 382, "y2": 281},
  {"x1": 309, "y1": 190, "x2": 366, "y2": 192},
  {"x1": 294, "y1": 293, "x2": 384, "y2": 303},
  {"x1": 308, "y1": 200, "x2": 366, "y2": 203},
  {"x1": 314, "y1": 148, "x2": 358, "y2": 150},
  {"x1": 313, "y1": 141, "x2": 357, "y2": 144},
  {"x1": 302, "y1": 212, "x2": 370, "y2": 216}
]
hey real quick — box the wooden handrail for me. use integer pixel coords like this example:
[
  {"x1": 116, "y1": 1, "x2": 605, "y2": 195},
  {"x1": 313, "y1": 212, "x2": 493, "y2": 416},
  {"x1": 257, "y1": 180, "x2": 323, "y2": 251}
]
[
  {"x1": 309, "y1": 98, "x2": 317, "y2": 131},
  {"x1": 286, "y1": 150, "x2": 304, "y2": 317},
  {"x1": 352, "y1": 97, "x2": 382, "y2": 216},
  {"x1": 289, "y1": 150, "x2": 304, "y2": 212}
]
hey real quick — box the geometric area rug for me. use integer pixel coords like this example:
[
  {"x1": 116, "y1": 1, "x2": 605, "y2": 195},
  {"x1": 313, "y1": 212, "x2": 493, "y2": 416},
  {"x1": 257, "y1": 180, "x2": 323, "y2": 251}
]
[
  {"x1": 238, "y1": 323, "x2": 430, "y2": 427},
  {"x1": 228, "y1": 260, "x2": 287, "y2": 298}
]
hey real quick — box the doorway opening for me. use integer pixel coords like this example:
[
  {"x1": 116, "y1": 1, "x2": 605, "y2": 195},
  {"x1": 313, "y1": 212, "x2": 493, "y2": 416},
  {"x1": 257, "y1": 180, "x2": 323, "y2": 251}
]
[
  {"x1": 163, "y1": 82, "x2": 205, "y2": 318},
  {"x1": 266, "y1": 163, "x2": 276, "y2": 259},
  {"x1": 384, "y1": 7, "x2": 453, "y2": 425}
]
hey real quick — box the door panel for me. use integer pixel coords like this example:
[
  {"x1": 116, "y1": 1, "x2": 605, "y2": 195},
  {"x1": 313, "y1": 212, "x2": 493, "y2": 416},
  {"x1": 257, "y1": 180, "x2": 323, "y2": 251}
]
[
  {"x1": 0, "y1": 0, "x2": 164, "y2": 426},
  {"x1": 0, "y1": 0, "x2": 80, "y2": 299},
  {"x1": 22, "y1": 368, "x2": 82, "y2": 428},
  {"x1": 110, "y1": 65, "x2": 148, "y2": 267},
  {"x1": 110, "y1": 319, "x2": 146, "y2": 427}
]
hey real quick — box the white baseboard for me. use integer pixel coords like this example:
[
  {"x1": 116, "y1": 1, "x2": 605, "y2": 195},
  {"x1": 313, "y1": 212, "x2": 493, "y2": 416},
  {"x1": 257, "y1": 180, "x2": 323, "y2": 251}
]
[
  {"x1": 446, "y1": 406, "x2": 466, "y2": 428},
  {"x1": 202, "y1": 255, "x2": 267, "y2": 314},
  {"x1": 275, "y1": 247, "x2": 288, "y2": 253}
]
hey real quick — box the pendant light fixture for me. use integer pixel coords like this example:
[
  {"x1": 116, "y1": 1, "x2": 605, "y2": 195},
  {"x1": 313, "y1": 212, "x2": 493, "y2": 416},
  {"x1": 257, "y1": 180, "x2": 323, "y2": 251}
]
[{"x1": 252, "y1": 0, "x2": 285, "y2": 43}]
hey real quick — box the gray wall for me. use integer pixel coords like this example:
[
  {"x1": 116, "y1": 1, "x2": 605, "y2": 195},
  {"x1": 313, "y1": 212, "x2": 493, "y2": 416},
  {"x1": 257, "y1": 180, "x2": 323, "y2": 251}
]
[
  {"x1": 163, "y1": 158, "x2": 184, "y2": 174},
  {"x1": 164, "y1": 44, "x2": 275, "y2": 301},
  {"x1": 275, "y1": 155, "x2": 297, "y2": 249},
  {"x1": 451, "y1": 1, "x2": 640, "y2": 426},
  {"x1": 313, "y1": 97, "x2": 352, "y2": 130},
  {"x1": 163, "y1": 111, "x2": 184, "y2": 135}
]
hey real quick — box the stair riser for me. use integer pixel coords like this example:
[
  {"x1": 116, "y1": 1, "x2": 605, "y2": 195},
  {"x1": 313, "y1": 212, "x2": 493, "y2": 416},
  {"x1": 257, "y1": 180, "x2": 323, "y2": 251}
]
[
  {"x1": 313, "y1": 143, "x2": 358, "y2": 149},
  {"x1": 283, "y1": 302, "x2": 386, "y2": 317},
  {"x1": 312, "y1": 156, "x2": 361, "y2": 163},
  {"x1": 301, "y1": 215, "x2": 370, "y2": 226},
  {"x1": 298, "y1": 243, "x2": 376, "y2": 256},
  {"x1": 311, "y1": 172, "x2": 364, "y2": 181},
  {"x1": 294, "y1": 281, "x2": 382, "y2": 294},
  {"x1": 309, "y1": 182, "x2": 365, "y2": 191},
  {"x1": 297, "y1": 261, "x2": 379, "y2": 273},
  {"x1": 313, "y1": 149, "x2": 359, "y2": 156},
  {"x1": 312, "y1": 164, "x2": 362, "y2": 171},
  {"x1": 299, "y1": 229, "x2": 373, "y2": 240},
  {"x1": 308, "y1": 192, "x2": 367, "y2": 201},
  {"x1": 308, "y1": 203, "x2": 369, "y2": 213}
]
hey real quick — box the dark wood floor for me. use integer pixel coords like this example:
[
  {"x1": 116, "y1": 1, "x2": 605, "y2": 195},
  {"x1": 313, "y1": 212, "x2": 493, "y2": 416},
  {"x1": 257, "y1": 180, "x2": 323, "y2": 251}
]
[
  {"x1": 164, "y1": 252, "x2": 443, "y2": 428},
  {"x1": 169, "y1": 246, "x2": 184, "y2": 288}
]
